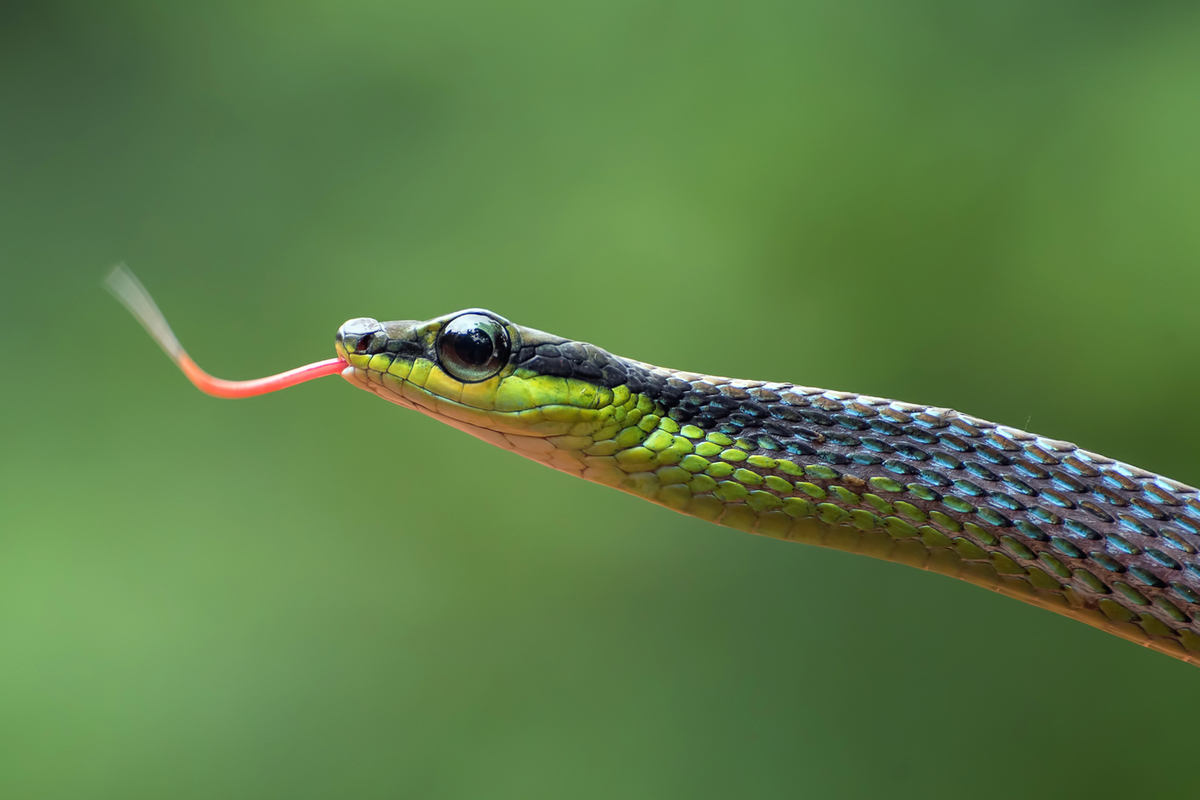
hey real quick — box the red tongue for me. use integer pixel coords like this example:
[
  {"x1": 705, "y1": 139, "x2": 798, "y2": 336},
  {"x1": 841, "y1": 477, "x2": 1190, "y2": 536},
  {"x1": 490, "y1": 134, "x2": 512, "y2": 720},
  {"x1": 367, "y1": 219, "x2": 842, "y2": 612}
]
[
  {"x1": 105, "y1": 264, "x2": 346, "y2": 399},
  {"x1": 176, "y1": 354, "x2": 346, "y2": 398}
]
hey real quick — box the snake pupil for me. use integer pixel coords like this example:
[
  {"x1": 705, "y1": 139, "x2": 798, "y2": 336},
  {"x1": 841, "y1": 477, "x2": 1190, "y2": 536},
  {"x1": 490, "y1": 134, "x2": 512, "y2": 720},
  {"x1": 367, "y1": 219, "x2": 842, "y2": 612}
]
[{"x1": 452, "y1": 328, "x2": 492, "y2": 365}]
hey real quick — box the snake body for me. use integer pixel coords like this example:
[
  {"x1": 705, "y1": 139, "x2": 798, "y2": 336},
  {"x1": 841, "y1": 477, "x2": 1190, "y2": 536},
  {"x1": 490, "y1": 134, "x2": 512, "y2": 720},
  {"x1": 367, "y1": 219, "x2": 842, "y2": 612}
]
[{"x1": 335, "y1": 309, "x2": 1200, "y2": 666}]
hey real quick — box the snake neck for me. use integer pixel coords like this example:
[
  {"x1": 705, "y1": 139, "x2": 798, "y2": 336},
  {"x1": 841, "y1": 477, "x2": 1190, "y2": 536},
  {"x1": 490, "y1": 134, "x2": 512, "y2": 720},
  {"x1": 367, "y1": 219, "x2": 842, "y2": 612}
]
[{"x1": 540, "y1": 363, "x2": 1200, "y2": 665}]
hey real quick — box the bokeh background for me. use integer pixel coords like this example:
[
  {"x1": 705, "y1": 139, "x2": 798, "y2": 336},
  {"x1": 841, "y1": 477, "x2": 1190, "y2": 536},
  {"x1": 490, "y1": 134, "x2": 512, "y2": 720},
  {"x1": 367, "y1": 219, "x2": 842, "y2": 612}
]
[{"x1": 4, "y1": 1, "x2": 1200, "y2": 798}]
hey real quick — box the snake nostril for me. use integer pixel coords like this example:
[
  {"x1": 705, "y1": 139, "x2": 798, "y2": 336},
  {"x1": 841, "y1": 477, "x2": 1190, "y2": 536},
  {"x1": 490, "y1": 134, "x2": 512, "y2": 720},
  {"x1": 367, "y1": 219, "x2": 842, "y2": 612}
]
[{"x1": 338, "y1": 318, "x2": 384, "y2": 356}]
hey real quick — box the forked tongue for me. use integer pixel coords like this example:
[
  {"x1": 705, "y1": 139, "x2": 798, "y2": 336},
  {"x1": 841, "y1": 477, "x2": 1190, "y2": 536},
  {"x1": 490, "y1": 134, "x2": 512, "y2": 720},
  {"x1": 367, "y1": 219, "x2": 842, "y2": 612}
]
[{"x1": 104, "y1": 265, "x2": 345, "y2": 399}]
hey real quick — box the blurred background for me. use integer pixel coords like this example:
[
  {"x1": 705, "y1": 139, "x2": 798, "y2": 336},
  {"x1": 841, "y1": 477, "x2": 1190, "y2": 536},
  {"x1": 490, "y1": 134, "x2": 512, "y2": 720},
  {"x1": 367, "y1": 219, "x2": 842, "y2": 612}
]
[{"x1": 4, "y1": 1, "x2": 1200, "y2": 797}]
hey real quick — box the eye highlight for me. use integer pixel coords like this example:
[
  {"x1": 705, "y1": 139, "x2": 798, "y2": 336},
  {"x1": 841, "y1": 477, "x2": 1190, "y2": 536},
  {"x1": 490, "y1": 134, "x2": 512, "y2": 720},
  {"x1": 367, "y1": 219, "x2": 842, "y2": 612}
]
[{"x1": 436, "y1": 314, "x2": 511, "y2": 382}]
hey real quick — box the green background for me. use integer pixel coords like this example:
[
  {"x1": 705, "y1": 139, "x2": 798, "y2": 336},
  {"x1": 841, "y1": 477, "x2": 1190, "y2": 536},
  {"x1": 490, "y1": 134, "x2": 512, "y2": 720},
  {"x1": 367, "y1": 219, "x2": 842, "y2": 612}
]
[{"x1": 4, "y1": 2, "x2": 1200, "y2": 797}]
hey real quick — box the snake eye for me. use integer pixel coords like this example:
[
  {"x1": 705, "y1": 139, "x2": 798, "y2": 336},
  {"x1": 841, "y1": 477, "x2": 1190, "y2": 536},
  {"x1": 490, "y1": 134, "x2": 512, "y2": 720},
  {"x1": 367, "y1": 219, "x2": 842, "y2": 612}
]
[{"x1": 436, "y1": 313, "x2": 511, "y2": 382}]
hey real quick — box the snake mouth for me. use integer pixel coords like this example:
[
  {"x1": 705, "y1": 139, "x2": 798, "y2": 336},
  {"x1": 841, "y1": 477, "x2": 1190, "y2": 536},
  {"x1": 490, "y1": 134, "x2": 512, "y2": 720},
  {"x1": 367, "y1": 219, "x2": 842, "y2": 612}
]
[
  {"x1": 340, "y1": 361, "x2": 495, "y2": 425},
  {"x1": 339, "y1": 359, "x2": 605, "y2": 475}
]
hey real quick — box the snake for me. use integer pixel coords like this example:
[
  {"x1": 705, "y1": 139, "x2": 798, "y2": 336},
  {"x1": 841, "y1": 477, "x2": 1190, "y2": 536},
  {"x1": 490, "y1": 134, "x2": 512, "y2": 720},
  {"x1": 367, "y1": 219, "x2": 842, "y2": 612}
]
[{"x1": 106, "y1": 266, "x2": 1200, "y2": 667}]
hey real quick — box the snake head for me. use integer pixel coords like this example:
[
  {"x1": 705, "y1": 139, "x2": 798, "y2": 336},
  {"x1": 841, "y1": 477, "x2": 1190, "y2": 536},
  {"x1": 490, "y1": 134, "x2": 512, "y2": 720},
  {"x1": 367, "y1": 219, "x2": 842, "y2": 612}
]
[{"x1": 335, "y1": 309, "x2": 636, "y2": 477}]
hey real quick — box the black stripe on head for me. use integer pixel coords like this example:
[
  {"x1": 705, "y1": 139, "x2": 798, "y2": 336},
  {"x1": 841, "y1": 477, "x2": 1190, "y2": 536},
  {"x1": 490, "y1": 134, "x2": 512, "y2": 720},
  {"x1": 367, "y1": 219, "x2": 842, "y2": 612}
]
[{"x1": 513, "y1": 339, "x2": 693, "y2": 410}]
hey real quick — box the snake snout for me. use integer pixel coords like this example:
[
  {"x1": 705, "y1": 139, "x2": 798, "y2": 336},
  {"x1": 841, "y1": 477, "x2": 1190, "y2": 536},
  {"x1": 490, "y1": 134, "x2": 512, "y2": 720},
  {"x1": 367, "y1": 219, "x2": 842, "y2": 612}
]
[{"x1": 336, "y1": 318, "x2": 387, "y2": 357}]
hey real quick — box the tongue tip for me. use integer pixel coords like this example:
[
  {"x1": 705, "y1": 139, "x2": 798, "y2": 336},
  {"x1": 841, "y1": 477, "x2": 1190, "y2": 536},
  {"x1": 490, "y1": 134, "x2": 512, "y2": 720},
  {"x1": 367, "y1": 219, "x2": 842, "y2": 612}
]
[{"x1": 107, "y1": 265, "x2": 346, "y2": 399}]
